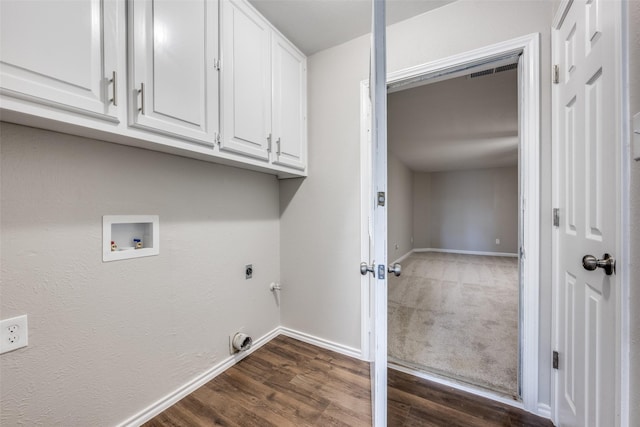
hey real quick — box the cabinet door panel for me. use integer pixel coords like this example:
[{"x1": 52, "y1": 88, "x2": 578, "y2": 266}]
[
  {"x1": 0, "y1": 0, "x2": 118, "y2": 119},
  {"x1": 221, "y1": 0, "x2": 270, "y2": 160},
  {"x1": 130, "y1": 0, "x2": 217, "y2": 144},
  {"x1": 272, "y1": 35, "x2": 306, "y2": 170}
]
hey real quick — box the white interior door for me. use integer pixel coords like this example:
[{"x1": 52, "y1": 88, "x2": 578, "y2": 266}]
[
  {"x1": 370, "y1": 0, "x2": 387, "y2": 425},
  {"x1": 553, "y1": 0, "x2": 621, "y2": 425}
]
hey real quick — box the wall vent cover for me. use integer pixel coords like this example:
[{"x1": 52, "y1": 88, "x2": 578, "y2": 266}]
[{"x1": 468, "y1": 62, "x2": 518, "y2": 79}]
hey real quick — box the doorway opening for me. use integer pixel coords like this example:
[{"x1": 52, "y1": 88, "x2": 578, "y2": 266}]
[
  {"x1": 360, "y1": 33, "x2": 541, "y2": 414},
  {"x1": 386, "y1": 62, "x2": 521, "y2": 399}
]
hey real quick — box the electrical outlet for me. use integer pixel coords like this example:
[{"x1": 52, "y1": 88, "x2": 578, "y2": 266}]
[
  {"x1": 0, "y1": 315, "x2": 28, "y2": 354},
  {"x1": 496, "y1": 238, "x2": 501, "y2": 245}
]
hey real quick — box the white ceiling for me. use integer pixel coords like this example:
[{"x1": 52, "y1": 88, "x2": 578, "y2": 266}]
[
  {"x1": 388, "y1": 68, "x2": 519, "y2": 173},
  {"x1": 247, "y1": 0, "x2": 456, "y2": 55}
]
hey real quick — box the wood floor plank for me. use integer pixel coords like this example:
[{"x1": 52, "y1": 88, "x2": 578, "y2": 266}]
[
  {"x1": 388, "y1": 370, "x2": 512, "y2": 424},
  {"x1": 389, "y1": 385, "x2": 501, "y2": 427},
  {"x1": 388, "y1": 369, "x2": 554, "y2": 427},
  {"x1": 263, "y1": 370, "x2": 331, "y2": 411},
  {"x1": 218, "y1": 368, "x2": 324, "y2": 423},
  {"x1": 143, "y1": 336, "x2": 553, "y2": 427},
  {"x1": 315, "y1": 402, "x2": 371, "y2": 427}
]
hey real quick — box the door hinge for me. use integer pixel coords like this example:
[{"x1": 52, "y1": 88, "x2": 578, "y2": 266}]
[
  {"x1": 553, "y1": 208, "x2": 560, "y2": 227},
  {"x1": 553, "y1": 65, "x2": 560, "y2": 84},
  {"x1": 553, "y1": 350, "x2": 559, "y2": 369},
  {"x1": 214, "y1": 58, "x2": 221, "y2": 71},
  {"x1": 377, "y1": 191, "x2": 385, "y2": 207}
]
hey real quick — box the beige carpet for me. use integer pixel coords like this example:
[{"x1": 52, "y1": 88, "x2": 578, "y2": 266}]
[{"x1": 388, "y1": 251, "x2": 519, "y2": 397}]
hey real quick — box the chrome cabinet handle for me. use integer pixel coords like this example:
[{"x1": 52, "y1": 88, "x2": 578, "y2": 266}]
[
  {"x1": 276, "y1": 137, "x2": 281, "y2": 155},
  {"x1": 582, "y1": 253, "x2": 616, "y2": 276},
  {"x1": 109, "y1": 71, "x2": 117, "y2": 106},
  {"x1": 138, "y1": 83, "x2": 145, "y2": 114}
]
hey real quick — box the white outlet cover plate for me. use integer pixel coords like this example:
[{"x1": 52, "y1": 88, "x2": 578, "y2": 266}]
[{"x1": 0, "y1": 315, "x2": 28, "y2": 354}]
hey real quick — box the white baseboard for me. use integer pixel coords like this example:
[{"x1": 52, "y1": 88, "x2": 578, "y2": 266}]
[
  {"x1": 391, "y1": 249, "x2": 414, "y2": 265},
  {"x1": 117, "y1": 327, "x2": 363, "y2": 426},
  {"x1": 536, "y1": 403, "x2": 551, "y2": 419},
  {"x1": 117, "y1": 327, "x2": 281, "y2": 427},
  {"x1": 413, "y1": 247, "x2": 519, "y2": 257},
  {"x1": 279, "y1": 327, "x2": 363, "y2": 360}
]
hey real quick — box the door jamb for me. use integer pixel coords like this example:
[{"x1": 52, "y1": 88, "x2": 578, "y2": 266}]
[{"x1": 359, "y1": 33, "x2": 542, "y2": 415}]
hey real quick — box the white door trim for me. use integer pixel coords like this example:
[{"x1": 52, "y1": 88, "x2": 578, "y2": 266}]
[
  {"x1": 360, "y1": 33, "x2": 542, "y2": 415},
  {"x1": 550, "y1": 1, "x2": 630, "y2": 425},
  {"x1": 618, "y1": 3, "x2": 631, "y2": 426}
]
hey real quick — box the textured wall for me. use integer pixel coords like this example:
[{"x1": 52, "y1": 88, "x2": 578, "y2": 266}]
[
  {"x1": 278, "y1": 34, "x2": 368, "y2": 348},
  {"x1": 0, "y1": 123, "x2": 281, "y2": 426},
  {"x1": 387, "y1": 153, "x2": 414, "y2": 262},
  {"x1": 412, "y1": 172, "x2": 432, "y2": 249},
  {"x1": 423, "y1": 167, "x2": 519, "y2": 254},
  {"x1": 280, "y1": 0, "x2": 553, "y2": 405}
]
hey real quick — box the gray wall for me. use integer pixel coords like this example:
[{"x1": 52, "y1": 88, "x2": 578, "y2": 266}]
[
  {"x1": 0, "y1": 123, "x2": 281, "y2": 426},
  {"x1": 279, "y1": 0, "x2": 554, "y2": 406},
  {"x1": 278, "y1": 35, "x2": 368, "y2": 347},
  {"x1": 387, "y1": 152, "x2": 414, "y2": 261},
  {"x1": 628, "y1": 0, "x2": 640, "y2": 423},
  {"x1": 412, "y1": 172, "x2": 432, "y2": 249},
  {"x1": 414, "y1": 167, "x2": 519, "y2": 254}
]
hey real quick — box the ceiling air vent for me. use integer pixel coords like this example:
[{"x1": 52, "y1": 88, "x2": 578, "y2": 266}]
[
  {"x1": 469, "y1": 69, "x2": 495, "y2": 79},
  {"x1": 495, "y1": 63, "x2": 518, "y2": 73},
  {"x1": 468, "y1": 62, "x2": 518, "y2": 79}
]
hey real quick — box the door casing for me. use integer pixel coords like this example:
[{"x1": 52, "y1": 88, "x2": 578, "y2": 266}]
[{"x1": 359, "y1": 33, "x2": 543, "y2": 415}]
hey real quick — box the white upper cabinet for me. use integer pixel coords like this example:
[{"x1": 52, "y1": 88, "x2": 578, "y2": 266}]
[
  {"x1": 0, "y1": 0, "x2": 120, "y2": 120},
  {"x1": 0, "y1": 0, "x2": 306, "y2": 177},
  {"x1": 220, "y1": 0, "x2": 272, "y2": 160},
  {"x1": 129, "y1": 0, "x2": 219, "y2": 144},
  {"x1": 272, "y1": 34, "x2": 307, "y2": 171}
]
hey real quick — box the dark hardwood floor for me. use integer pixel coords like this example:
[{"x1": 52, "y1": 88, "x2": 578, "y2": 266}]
[
  {"x1": 388, "y1": 369, "x2": 553, "y2": 427},
  {"x1": 143, "y1": 335, "x2": 553, "y2": 427}
]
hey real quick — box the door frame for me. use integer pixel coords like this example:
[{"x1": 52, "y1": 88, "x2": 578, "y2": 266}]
[
  {"x1": 360, "y1": 33, "x2": 542, "y2": 414},
  {"x1": 550, "y1": 1, "x2": 630, "y2": 425}
]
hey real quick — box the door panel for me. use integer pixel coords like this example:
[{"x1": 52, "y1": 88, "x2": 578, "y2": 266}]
[
  {"x1": 220, "y1": 0, "x2": 271, "y2": 160},
  {"x1": 129, "y1": 0, "x2": 217, "y2": 144},
  {"x1": 0, "y1": 0, "x2": 118, "y2": 118},
  {"x1": 153, "y1": 1, "x2": 205, "y2": 125},
  {"x1": 272, "y1": 34, "x2": 307, "y2": 171},
  {"x1": 553, "y1": 1, "x2": 619, "y2": 425}
]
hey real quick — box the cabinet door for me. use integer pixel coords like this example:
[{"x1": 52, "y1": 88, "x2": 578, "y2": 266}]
[
  {"x1": 129, "y1": 0, "x2": 218, "y2": 144},
  {"x1": 220, "y1": 0, "x2": 271, "y2": 160},
  {"x1": 0, "y1": 0, "x2": 119, "y2": 119},
  {"x1": 272, "y1": 34, "x2": 307, "y2": 171}
]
